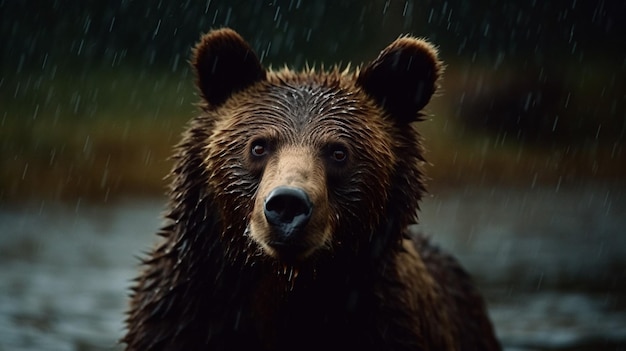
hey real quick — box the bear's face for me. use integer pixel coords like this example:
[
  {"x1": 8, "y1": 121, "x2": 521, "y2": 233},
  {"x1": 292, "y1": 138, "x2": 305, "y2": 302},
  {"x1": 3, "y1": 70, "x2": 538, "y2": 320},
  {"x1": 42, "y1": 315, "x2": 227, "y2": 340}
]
[
  {"x1": 207, "y1": 79, "x2": 397, "y2": 264},
  {"x1": 192, "y1": 29, "x2": 441, "y2": 265}
]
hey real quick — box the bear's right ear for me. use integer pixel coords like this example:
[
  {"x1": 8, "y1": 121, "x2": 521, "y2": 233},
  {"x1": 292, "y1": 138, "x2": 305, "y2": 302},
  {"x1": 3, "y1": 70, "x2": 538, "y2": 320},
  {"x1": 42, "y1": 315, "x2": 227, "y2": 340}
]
[
  {"x1": 192, "y1": 28, "x2": 266, "y2": 107},
  {"x1": 356, "y1": 36, "x2": 442, "y2": 124}
]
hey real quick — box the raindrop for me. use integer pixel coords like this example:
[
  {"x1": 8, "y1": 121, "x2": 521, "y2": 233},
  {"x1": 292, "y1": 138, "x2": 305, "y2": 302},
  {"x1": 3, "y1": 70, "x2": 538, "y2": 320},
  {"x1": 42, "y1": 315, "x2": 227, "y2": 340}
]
[
  {"x1": 172, "y1": 54, "x2": 180, "y2": 72},
  {"x1": 535, "y1": 272, "x2": 544, "y2": 290},
  {"x1": 83, "y1": 15, "x2": 91, "y2": 34},
  {"x1": 50, "y1": 64, "x2": 57, "y2": 80},
  {"x1": 457, "y1": 37, "x2": 467, "y2": 54},
  {"x1": 112, "y1": 52, "x2": 119, "y2": 67},
  {"x1": 42, "y1": 53, "x2": 48, "y2": 70},
  {"x1": 552, "y1": 115, "x2": 559, "y2": 132},
  {"x1": 77, "y1": 39, "x2": 84, "y2": 56},
  {"x1": 49, "y1": 148, "x2": 56, "y2": 166},
  {"x1": 144, "y1": 149, "x2": 152, "y2": 165},
  {"x1": 523, "y1": 93, "x2": 532, "y2": 111},
  {"x1": 83, "y1": 135, "x2": 91, "y2": 154},
  {"x1": 402, "y1": 1, "x2": 410, "y2": 16},
  {"x1": 224, "y1": 7, "x2": 232, "y2": 26},
  {"x1": 73, "y1": 93, "x2": 81, "y2": 114},
  {"x1": 17, "y1": 54, "x2": 24, "y2": 73},
  {"x1": 273, "y1": 5, "x2": 281, "y2": 21},
  {"x1": 153, "y1": 19, "x2": 161, "y2": 39},
  {"x1": 494, "y1": 52, "x2": 504, "y2": 68},
  {"x1": 610, "y1": 143, "x2": 618, "y2": 159},
  {"x1": 44, "y1": 86, "x2": 54, "y2": 105},
  {"x1": 148, "y1": 50, "x2": 156, "y2": 65}
]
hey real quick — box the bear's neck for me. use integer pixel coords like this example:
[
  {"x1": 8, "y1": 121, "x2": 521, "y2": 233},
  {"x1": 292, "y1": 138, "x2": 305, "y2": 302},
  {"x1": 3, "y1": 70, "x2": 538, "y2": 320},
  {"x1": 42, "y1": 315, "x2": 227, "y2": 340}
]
[
  {"x1": 241, "y1": 251, "x2": 383, "y2": 350},
  {"x1": 234, "y1": 215, "x2": 406, "y2": 317},
  {"x1": 159, "y1": 219, "x2": 431, "y2": 350}
]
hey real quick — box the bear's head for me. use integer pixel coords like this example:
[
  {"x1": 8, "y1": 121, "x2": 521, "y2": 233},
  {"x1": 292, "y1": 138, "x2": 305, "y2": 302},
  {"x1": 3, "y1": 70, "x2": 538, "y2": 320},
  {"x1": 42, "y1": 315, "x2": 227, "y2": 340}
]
[{"x1": 183, "y1": 28, "x2": 441, "y2": 267}]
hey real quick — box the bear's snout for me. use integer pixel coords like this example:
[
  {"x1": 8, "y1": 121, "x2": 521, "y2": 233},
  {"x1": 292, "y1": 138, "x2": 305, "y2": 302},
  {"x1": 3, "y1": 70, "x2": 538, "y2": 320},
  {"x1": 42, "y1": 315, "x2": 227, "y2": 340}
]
[
  {"x1": 264, "y1": 186, "x2": 313, "y2": 244},
  {"x1": 247, "y1": 146, "x2": 332, "y2": 263}
]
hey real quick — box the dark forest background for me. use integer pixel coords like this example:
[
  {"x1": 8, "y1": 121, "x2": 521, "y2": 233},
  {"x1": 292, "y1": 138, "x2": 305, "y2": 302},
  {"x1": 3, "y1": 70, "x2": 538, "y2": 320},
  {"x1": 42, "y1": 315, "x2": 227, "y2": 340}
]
[
  {"x1": 2, "y1": 0, "x2": 625, "y2": 202},
  {"x1": 4, "y1": 1, "x2": 624, "y2": 69}
]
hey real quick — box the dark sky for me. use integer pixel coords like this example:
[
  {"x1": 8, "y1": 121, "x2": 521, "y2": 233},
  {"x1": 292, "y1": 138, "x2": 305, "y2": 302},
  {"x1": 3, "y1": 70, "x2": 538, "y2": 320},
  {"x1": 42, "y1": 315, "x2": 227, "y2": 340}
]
[{"x1": 3, "y1": 0, "x2": 624, "y2": 70}]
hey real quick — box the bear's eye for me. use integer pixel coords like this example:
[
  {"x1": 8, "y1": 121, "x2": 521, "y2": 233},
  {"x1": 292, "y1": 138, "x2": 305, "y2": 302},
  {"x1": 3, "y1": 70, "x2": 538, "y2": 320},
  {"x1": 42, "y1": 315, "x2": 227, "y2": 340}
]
[
  {"x1": 331, "y1": 149, "x2": 347, "y2": 162},
  {"x1": 327, "y1": 144, "x2": 348, "y2": 164},
  {"x1": 251, "y1": 142, "x2": 268, "y2": 157}
]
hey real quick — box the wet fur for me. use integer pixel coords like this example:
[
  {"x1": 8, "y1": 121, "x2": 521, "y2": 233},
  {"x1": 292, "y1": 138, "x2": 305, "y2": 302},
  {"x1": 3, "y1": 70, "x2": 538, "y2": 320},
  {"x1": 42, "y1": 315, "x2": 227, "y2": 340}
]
[{"x1": 123, "y1": 28, "x2": 500, "y2": 351}]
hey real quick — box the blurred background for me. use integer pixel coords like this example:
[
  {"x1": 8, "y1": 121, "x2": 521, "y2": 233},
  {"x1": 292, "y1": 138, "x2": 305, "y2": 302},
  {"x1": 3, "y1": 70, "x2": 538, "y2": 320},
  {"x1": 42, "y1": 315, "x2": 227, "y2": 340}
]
[{"x1": 1, "y1": 1, "x2": 625, "y2": 350}]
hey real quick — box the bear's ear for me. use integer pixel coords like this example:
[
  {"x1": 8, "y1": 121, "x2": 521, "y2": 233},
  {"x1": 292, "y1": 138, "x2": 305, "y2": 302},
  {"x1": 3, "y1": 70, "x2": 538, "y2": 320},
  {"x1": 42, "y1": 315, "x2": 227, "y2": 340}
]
[
  {"x1": 192, "y1": 28, "x2": 266, "y2": 107},
  {"x1": 356, "y1": 37, "x2": 442, "y2": 123}
]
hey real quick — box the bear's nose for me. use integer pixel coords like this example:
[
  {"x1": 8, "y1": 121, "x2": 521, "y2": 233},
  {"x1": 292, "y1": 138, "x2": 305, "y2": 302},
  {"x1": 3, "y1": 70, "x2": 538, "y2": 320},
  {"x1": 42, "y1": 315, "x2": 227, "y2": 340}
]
[{"x1": 264, "y1": 186, "x2": 312, "y2": 238}]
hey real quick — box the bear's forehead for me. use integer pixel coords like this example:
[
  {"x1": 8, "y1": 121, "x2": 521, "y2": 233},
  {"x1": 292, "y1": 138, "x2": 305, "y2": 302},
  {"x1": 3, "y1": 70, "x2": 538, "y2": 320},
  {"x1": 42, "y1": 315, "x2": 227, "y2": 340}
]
[
  {"x1": 212, "y1": 72, "x2": 394, "y2": 145},
  {"x1": 264, "y1": 80, "x2": 356, "y2": 108},
  {"x1": 231, "y1": 78, "x2": 380, "y2": 125}
]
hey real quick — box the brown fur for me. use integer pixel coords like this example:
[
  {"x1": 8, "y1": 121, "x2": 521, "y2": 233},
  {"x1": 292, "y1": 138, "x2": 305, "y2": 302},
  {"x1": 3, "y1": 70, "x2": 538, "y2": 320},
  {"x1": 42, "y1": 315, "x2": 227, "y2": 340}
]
[{"x1": 123, "y1": 28, "x2": 500, "y2": 351}]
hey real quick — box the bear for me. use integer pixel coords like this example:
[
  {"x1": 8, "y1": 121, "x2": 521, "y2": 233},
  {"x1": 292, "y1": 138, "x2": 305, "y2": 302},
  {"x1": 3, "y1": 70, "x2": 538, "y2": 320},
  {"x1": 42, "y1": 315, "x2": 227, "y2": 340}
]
[{"x1": 123, "y1": 28, "x2": 501, "y2": 351}]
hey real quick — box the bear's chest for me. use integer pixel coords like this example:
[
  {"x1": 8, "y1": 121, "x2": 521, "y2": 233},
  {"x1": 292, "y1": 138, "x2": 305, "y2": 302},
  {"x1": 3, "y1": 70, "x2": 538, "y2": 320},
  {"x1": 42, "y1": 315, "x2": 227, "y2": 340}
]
[{"x1": 239, "y1": 270, "x2": 382, "y2": 350}]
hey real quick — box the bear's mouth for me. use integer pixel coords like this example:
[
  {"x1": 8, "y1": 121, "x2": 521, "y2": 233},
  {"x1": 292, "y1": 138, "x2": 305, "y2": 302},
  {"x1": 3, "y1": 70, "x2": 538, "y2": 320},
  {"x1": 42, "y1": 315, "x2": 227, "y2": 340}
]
[{"x1": 267, "y1": 240, "x2": 313, "y2": 264}]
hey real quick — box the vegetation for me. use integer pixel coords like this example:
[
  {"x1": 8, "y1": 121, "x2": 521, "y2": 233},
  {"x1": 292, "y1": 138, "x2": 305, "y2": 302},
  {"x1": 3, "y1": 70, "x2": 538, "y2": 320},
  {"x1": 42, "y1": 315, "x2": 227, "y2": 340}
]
[
  {"x1": 2, "y1": 60, "x2": 624, "y2": 203},
  {"x1": 1, "y1": 66, "x2": 194, "y2": 202},
  {"x1": 3, "y1": 1, "x2": 623, "y2": 203}
]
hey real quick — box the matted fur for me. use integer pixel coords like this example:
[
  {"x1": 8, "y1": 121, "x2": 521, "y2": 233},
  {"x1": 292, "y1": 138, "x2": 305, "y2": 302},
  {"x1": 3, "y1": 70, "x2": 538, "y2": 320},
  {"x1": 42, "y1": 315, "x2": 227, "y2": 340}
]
[{"x1": 123, "y1": 28, "x2": 500, "y2": 351}]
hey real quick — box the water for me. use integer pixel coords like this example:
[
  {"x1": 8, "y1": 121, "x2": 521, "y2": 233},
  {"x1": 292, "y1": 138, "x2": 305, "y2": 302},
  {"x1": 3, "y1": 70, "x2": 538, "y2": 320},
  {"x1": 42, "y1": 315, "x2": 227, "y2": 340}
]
[
  {"x1": 415, "y1": 184, "x2": 626, "y2": 350},
  {"x1": 0, "y1": 200, "x2": 159, "y2": 351},
  {"x1": 1, "y1": 185, "x2": 625, "y2": 350}
]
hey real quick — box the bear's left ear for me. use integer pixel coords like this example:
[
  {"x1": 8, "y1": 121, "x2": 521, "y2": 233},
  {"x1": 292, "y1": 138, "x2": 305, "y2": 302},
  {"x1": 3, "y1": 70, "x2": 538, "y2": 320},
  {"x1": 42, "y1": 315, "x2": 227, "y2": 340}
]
[
  {"x1": 356, "y1": 37, "x2": 442, "y2": 123},
  {"x1": 192, "y1": 28, "x2": 266, "y2": 107}
]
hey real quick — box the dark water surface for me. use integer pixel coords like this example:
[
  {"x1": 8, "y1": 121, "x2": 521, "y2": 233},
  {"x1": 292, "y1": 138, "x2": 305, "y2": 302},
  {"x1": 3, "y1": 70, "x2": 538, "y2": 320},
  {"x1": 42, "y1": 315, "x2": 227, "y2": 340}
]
[{"x1": 1, "y1": 185, "x2": 625, "y2": 350}]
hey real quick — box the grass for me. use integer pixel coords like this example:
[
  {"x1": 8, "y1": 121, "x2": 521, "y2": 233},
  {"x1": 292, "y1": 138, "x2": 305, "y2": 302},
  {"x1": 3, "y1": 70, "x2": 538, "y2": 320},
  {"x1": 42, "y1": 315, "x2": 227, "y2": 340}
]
[
  {"x1": 422, "y1": 60, "x2": 626, "y2": 190},
  {"x1": 1, "y1": 65, "x2": 195, "y2": 202},
  {"x1": 1, "y1": 62, "x2": 624, "y2": 203}
]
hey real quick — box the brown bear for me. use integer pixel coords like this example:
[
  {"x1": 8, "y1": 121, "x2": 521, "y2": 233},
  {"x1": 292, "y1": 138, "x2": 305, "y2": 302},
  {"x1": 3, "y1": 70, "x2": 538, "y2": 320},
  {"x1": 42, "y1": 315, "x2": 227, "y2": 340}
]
[{"x1": 123, "y1": 28, "x2": 500, "y2": 351}]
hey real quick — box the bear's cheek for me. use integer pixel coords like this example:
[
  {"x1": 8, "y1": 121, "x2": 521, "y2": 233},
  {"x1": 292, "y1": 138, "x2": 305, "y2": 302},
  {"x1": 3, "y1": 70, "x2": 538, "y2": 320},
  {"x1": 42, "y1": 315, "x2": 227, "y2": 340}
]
[{"x1": 248, "y1": 198, "x2": 274, "y2": 251}]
